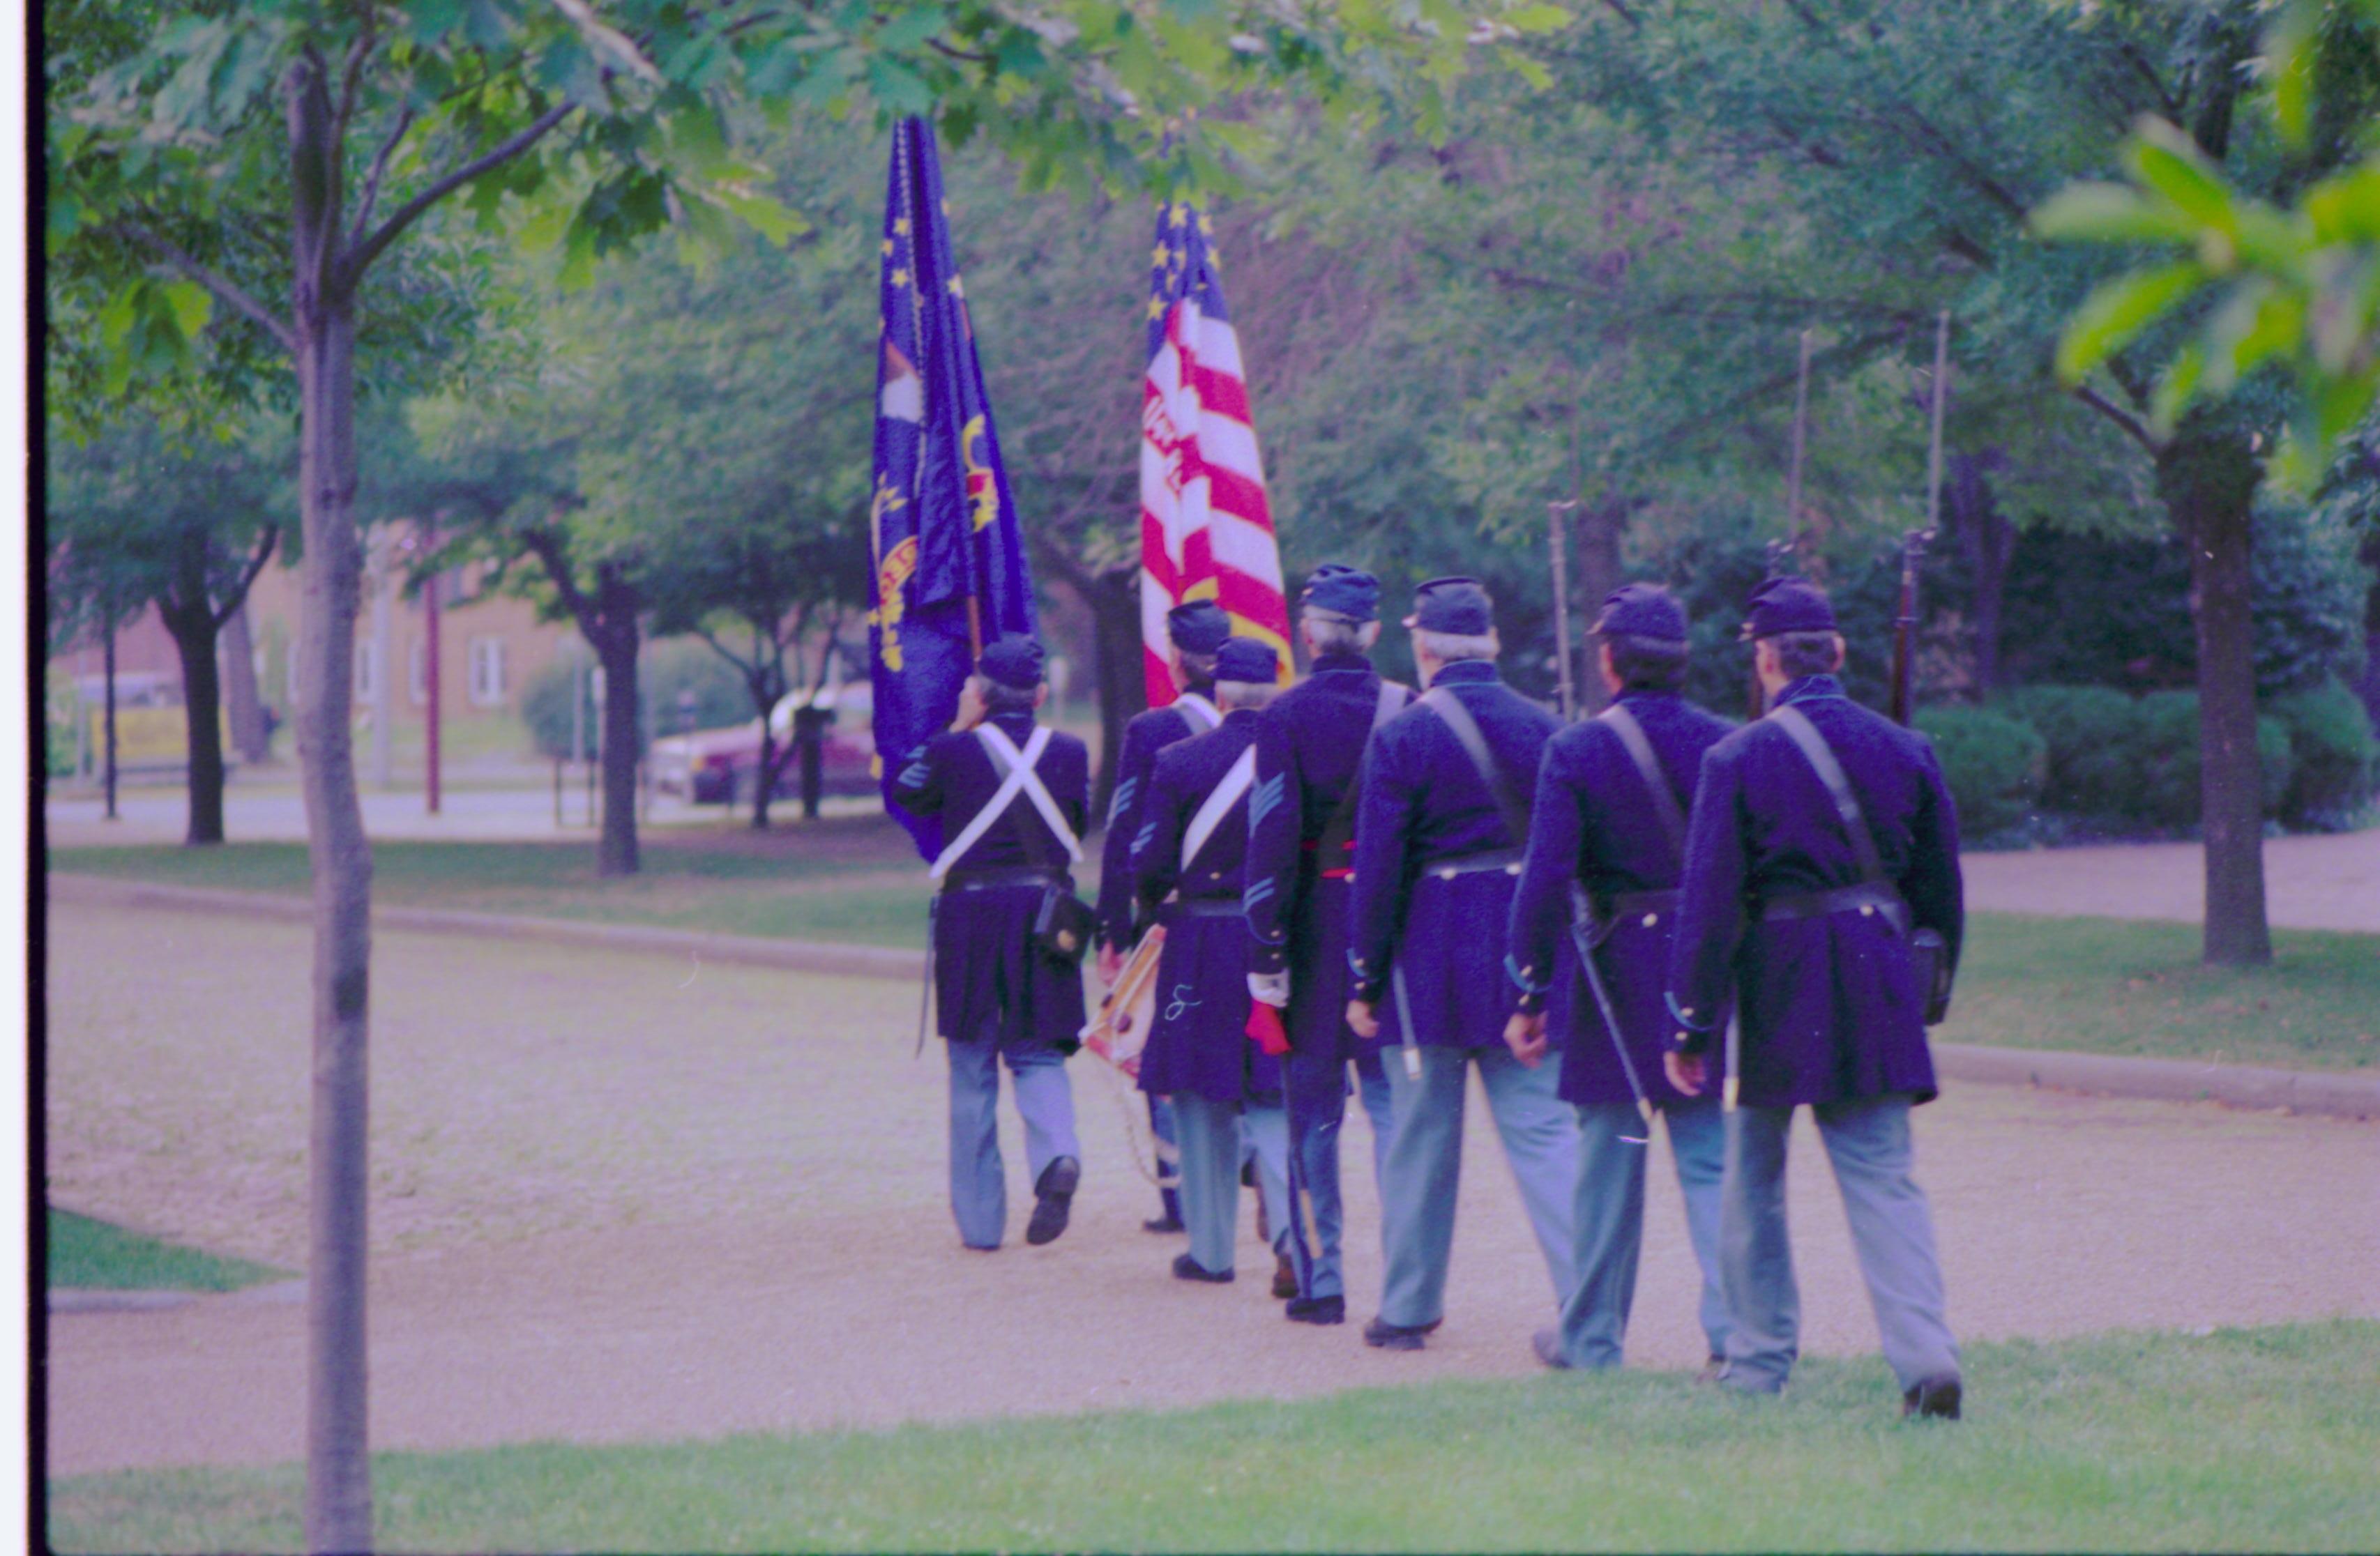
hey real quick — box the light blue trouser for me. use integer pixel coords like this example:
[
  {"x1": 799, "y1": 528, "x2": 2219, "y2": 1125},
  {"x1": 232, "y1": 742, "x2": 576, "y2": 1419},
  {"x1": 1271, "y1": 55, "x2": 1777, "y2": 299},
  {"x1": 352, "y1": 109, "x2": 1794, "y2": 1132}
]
[
  {"x1": 1148, "y1": 1095, "x2": 1183, "y2": 1223},
  {"x1": 1555, "y1": 1098, "x2": 1730, "y2": 1369},
  {"x1": 1287, "y1": 1053, "x2": 1396, "y2": 1299},
  {"x1": 1174, "y1": 1092, "x2": 1291, "y2": 1276},
  {"x1": 1719, "y1": 1094, "x2": 1960, "y2": 1393},
  {"x1": 1378, "y1": 1044, "x2": 1582, "y2": 1329},
  {"x1": 946, "y1": 1037, "x2": 1080, "y2": 1251}
]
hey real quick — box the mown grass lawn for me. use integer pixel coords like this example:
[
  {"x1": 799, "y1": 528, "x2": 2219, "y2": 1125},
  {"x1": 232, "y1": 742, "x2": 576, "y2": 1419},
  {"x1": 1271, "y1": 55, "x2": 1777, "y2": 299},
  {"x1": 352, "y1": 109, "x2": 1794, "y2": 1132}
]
[
  {"x1": 47, "y1": 1321, "x2": 2380, "y2": 1553},
  {"x1": 46, "y1": 1210, "x2": 288, "y2": 1292},
  {"x1": 49, "y1": 841, "x2": 2380, "y2": 1067},
  {"x1": 1941, "y1": 913, "x2": 2380, "y2": 1071}
]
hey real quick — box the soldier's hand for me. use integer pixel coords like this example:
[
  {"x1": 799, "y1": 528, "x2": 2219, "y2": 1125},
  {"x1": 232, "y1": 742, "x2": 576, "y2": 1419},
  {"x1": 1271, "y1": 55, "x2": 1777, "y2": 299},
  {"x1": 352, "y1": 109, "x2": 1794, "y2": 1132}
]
[
  {"x1": 1248, "y1": 970, "x2": 1291, "y2": 1009},
  {"x1": 1503, "y1": 1011, "x2": 1547, "y2": 1068},
  {"x1": 1097, "y1": 945, "x2": 1123, "y2": 986},
  {"x1": 1345, "y1": 999, "x2": 1380, "y2": 1039},
  {"x1": 950, "y1": 677, "x2": 989, "y2": 732},
  {"x1": 1665, "y1": 1051, "x2": 1706, "y2": 1097}
]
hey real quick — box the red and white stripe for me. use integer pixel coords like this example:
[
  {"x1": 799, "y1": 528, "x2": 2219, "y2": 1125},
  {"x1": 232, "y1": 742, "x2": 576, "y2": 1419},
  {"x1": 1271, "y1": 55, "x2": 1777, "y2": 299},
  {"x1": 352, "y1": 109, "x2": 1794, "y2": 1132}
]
[{"x1": 1139, "y1": 291, "x2": 1290, "y2": 705}]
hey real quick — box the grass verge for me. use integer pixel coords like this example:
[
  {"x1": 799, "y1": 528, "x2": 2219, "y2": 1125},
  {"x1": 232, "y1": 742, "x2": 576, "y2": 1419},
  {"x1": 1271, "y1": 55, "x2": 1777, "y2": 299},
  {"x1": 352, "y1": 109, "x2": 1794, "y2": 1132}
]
[
  {"x1": 50, "y1": 844, "x2": 2380, "y2": 1066},
  {"x1": 1940, "y1": 913, "x2": 2379, "y2": 1071},
  {"x1": 47, "y1": 1321, "x2": 2380, "y2": 1553},
  {"x1": 47, "y1": 1210, "x2": 288, "y2": 1292}
]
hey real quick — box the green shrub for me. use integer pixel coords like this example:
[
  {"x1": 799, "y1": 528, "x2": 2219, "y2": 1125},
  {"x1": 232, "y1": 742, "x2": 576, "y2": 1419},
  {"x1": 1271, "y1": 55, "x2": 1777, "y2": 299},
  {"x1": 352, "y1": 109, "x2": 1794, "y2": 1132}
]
[
  {"x1": 520, "y1": 658, "x2": 599, "y2": 761},
  {"x1": 2135, "y1": 690, "x2": 2295, "y2": 827},
  {"x1": 1913, "y1": 705, "x2": 2046, "y2": 837},
  {"x1": 1996, "y1": 685, "x2": 2151, "y2": 816},
  {"x1": 640, "y1": 641, "x2": 752, "y2": 745},
  {"x1": 2268, "y1": 677, "x2": 2379, "y2": 828}
]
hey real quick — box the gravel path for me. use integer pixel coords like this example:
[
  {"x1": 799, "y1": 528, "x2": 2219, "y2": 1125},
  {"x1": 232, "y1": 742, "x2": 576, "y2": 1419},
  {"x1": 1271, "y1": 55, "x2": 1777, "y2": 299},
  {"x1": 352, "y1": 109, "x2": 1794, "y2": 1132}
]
[{"x1": 43, "y1": 901, "x2": 2380, "y2": 1477}]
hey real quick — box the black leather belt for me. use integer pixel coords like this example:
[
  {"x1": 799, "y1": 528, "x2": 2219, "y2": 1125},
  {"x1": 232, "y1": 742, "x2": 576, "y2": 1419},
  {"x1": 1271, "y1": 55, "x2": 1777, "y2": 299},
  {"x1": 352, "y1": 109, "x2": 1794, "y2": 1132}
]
[
  {"x1": 1598, "y1": 887, "x2": 1680, "y2": 924},
  {"x1": 1167, "y1": 897, "x2": 1246, "y2": 919},
  {"x1": 1418, "y1": 848, "x2": 1524, "y2": 883},
  {"x1": 1761, "y1": 884, "x2": 1907, "y2": 928},
  {"x1": 945, "y1": 867, "x2": 1068, "y2": 893}
]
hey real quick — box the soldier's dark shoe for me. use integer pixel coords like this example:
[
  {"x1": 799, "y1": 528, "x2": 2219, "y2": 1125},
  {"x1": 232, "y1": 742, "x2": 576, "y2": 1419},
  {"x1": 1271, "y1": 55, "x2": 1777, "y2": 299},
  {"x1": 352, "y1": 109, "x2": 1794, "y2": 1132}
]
[
  {"x1": 1141, "y1": 1212, "x2": 1185, "y2": 1235},
  {"x1": 1531, "y1": 1327, "x2": 1572, "y2": 1371},
  {"x1": 1271, "y1": 1253, "x2": 1298, "y2": 1299},
  {"x1": 1286, "y1": 1295, "x2": 1345, "y2": 1325},
  {"x1": 1902, "y1": 1374, "x2": 1962, "y2": 1421},
  {"x1": 1172, "y1": 1252, "x2": 1234, "y2": 1283},
  {"x1": 1692, "y1": 1355, "x2": 1728, "y2": 1385},
  {"x1": 1363, "y1": 1315, "x2": 1440, "y2": 1351},
  {"x1": 1025, "y1": 1157, "x2": 1080, "y2": 1246}
]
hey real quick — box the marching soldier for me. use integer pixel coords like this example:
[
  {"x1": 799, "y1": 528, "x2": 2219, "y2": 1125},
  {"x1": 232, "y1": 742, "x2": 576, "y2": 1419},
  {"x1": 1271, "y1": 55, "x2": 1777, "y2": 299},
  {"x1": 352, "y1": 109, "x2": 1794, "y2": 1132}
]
[
  {"x1": 891, "y1": 634, "x2": 1089, "y2": 1253},
  {"x1": 1243, "y1": 563, "x2": 1407, "y2": 1326},
  {"x1": 1347, "y1": 577, "x2": 1582, "y2": 1351},
  {"x1": 1098, "y1": 598, "x2": 1234, "y2": 1234},
  {"x1": 1665, "y1": 577, "x2": 1966, "y2": 1419},
  {"x1": 1130, "y1": 637, "x2": 1296, "y2": 1285},
  {"x1": 1503, "y1": 584, "x2": 1734, "y2": 1375}
]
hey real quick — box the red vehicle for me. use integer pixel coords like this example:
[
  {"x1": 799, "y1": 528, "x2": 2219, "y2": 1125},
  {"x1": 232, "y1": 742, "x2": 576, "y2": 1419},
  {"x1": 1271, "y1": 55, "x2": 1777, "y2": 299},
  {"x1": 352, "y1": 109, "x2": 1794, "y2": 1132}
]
[{"x1": 651, "y1": 684, "x2": 878, "y2": 804}]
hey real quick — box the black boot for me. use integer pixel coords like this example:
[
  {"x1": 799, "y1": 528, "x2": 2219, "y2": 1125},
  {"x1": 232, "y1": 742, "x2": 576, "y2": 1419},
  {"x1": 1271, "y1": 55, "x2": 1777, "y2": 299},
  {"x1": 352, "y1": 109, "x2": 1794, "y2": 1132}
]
[
  {"x1": 1902, "y1": 1374, "x2": 1962, "y2": 1421},
  {"x1": 1026, "y1": 1156, "x2": 1079, "y2": 1246},
  {"x1": 1142, "y1": 1184, "x2": 1185, "y2": 1234}
]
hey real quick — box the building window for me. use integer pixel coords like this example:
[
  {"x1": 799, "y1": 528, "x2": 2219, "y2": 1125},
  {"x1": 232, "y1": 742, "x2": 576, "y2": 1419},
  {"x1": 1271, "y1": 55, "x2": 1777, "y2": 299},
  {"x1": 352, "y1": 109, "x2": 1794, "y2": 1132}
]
[
  {"x1": 409, "y1": 641, "x2": 428, "y2": 706},
  {"x1": 355, "y1": 641, "x2": 380, "y2": 702},
  {"x1": 469, "y1": 637, "x2": 507, "y2": 707}
]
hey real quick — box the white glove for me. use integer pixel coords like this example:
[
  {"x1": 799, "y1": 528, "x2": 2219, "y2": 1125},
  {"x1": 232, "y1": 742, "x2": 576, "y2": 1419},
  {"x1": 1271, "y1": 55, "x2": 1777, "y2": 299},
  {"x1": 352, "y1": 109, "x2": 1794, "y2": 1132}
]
[{"x1": 1248, "y1": 969, "x2": 1291, "y2": 1009}]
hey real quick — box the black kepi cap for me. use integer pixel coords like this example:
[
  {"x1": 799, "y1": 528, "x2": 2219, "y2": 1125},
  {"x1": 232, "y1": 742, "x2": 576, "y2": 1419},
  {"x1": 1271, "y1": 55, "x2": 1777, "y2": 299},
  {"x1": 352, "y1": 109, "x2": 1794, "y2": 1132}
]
[
  {"x1": 977, "y1": 634, "x2": 1046, "y2": 689},
  {"x1": 1592, "y1": 582, "x2": 1688, "y2": 643},
  {"x1": 1213, "y1": 636, "x2": 1280, "y2": 685},
  {"x1": 1299, "y1": 563, "x2": 1381, "y2": 624},
  {"x1": 1740, "y1": 575, "x2": 1838, "y2": 640},
  {"x1": 1167, "y1": 599, "x2": 1233, "y2": 655},
  {"x1": 1404, "y1": 576, "x2": 1495, "y2": 636}
]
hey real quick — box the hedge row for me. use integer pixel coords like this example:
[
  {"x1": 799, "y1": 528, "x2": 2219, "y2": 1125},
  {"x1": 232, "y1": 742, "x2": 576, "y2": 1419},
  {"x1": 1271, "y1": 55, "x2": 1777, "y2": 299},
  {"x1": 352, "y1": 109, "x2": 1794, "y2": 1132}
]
[{"x1": 1914, "y1": 678, "x2": 2379, "y2": 840}]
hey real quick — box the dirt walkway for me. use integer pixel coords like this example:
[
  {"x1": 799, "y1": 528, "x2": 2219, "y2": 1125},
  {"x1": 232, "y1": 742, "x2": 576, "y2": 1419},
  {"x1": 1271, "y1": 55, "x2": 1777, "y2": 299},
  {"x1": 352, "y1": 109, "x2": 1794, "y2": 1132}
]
[
  {"x1": 43, "y1": 902, "x2": 2380, "y2": 1477},
  {"x1": 1962, "y1": 827, "x2": 2380, "y2": 932}
]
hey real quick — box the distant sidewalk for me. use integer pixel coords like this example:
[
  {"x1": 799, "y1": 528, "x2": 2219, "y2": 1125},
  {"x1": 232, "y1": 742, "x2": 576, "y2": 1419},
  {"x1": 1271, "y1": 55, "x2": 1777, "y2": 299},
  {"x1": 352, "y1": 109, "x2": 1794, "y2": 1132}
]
[{"x1": 1962, "y1": 828, "x2": 2380, "y2": 934}]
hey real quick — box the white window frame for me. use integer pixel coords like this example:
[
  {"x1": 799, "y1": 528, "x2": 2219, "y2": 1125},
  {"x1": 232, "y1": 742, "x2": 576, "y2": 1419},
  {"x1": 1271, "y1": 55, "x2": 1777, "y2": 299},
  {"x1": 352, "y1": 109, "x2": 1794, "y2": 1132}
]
[
  {"x1": 354, "y1": 639, "x2": 380, "y2": 701},
  {"x1": 468, "y1": 636, "x2": 507, "y2": 708}
]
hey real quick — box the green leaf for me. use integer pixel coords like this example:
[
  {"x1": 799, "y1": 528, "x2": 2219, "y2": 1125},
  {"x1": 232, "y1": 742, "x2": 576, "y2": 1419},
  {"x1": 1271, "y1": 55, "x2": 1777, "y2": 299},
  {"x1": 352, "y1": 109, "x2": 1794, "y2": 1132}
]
[
  {"x1": 1500, "y1": 47, "x2": 1552, "y2": 91},
  {"x1": 2148, "y1": 341, "x2": 2205, "y2": 434},
  {"x1": 160, "y1": 280, "x2": 213, "y2": 340},
  {"x1": 2199, "y1": 277, "x2": 2301, "y2": 392},
  {"x1": 2123, "y1": 119, "x2": 2237, "y2": 234},
  {"x1": 875, "y1": 5, "x2": 952, "y2": 52},
  {"x1": 864, "y1": 55, "x2": 935, "y2": 117},
  {"x1": 1502, "y1": 5, "x2": 1572, "y2": 33},
  {"x1": 2055, "y1": 260, "x2": 2207, "y2": 382},
  {"x1": 2029, "y1": 183, "x2": 2195, "y2": 246}
]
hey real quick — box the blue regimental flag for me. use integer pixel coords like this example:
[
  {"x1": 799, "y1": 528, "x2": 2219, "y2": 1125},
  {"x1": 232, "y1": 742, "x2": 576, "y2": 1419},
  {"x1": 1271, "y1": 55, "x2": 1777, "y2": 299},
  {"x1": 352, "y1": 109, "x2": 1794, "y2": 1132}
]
[{"x1": 867, "y1": 118, "x2": 1037, "y2": 859}]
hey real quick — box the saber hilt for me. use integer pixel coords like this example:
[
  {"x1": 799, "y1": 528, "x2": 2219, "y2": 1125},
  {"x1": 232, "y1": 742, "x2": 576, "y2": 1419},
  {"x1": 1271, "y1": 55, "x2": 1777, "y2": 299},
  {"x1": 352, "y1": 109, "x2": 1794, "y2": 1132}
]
[{"x1": 1390, "y1": 963, "x2": 1422, "y2": 1081}]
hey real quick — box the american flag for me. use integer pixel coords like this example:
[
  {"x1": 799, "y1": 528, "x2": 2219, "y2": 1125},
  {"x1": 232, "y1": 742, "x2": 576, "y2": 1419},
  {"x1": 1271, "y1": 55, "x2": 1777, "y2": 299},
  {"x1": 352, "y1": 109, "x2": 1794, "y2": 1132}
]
[{"x1": 1139, "y1": 199, "x2": 1289, "y2": 705}]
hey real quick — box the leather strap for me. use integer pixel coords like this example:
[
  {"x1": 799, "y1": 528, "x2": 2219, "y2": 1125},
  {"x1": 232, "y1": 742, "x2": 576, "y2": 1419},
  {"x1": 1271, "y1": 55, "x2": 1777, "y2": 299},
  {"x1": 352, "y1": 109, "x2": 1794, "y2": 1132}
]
[
  {"x1": 1316, "y1": 678, "x2": 1409, "y2": 860},
  {"x1": 929, "y1": 725, "x2": 1082, "y2": 880},
  {"x1": 1181, "y1": 745, "x2": 1256, "y2": 874},
  {"x1": 1768, "y1": 703, "x2": 1894, "y2": 901},
  {"x1": 1598, "y1": 701, "x2": 1687, "y2": 865},
  {"x1": 1174, "y1": 692, "x2": 1220, "y2": 731},
  {"x1": 1761, "y1": 883, "x2": 1905, "y2": 926},
  {"x1": 1420, "y1": 686, "x2": 1530, "y2": 848}
]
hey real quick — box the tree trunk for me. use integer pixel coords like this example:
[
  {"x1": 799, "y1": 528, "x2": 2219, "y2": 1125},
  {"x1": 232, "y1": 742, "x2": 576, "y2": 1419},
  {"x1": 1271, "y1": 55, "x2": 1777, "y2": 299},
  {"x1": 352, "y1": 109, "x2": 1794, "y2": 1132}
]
[
  {"x1": 223, "y1": 602, "x2": 269, "y2": 762},
  {"x1": 294, "y1": 296, "x2": 375, "y2": 1556},
  {"x1": 289, "y1": 57, "x2": 373, "y2": 1555},
  {"x1": 103, "y1": 624, "x2": 118, "y2": 821},
  {"x1": 1573, "y1": 496, "x2": 1628, "y2": 716},
  {"x1": 2155, "y1": 419, "x2": 2271, "y2": 966},
  {"x1": 752, "y1": 719, "x2": 778, "y2": 830},
  {"x1": 1087, "y1": 565, "x2": 1146, "y2": 818},
  {"x1": 1948, "y1": 452, "x2": 2015, "y2": 694},
  {"x1": 594, "y1": 567, "x2": 642, "y2": 876},
  {"x1": 168, "y1": 604, "x2": 228, "y2": 846}
]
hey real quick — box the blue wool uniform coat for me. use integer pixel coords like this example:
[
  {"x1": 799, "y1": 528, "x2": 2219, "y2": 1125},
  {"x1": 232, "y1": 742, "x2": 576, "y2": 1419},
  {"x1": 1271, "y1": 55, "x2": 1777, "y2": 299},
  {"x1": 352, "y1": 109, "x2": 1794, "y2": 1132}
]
[
  {"x1": 891, "y1": 710, "x2": 1091, "y2": 1058},
  {"x1": 1349, "y1": 659, "x2": 1562, "y2": 1048},
  {"x1": 1507, "y1": 691, "x2": 1737, "y2": 1107},
  {"x1": 1095, "y1": 682, "x2": 1218, "y2": 952},
  {"x1": 1130, "y1": 710, "x2": 1283, "y2": 1106},
  {"x1": 1243, "y1": 650, "x2": 1413, "y2": 1059},
  {"x1": 1665, "y1": 676, "x2": 1965, "y2": 1108}
]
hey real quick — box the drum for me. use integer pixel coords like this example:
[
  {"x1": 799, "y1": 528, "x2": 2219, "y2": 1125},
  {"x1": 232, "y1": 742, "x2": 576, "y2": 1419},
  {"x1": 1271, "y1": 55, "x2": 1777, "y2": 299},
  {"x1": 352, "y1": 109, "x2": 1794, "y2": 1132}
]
[{"x1": 1080, "y1": 924, "x2": 1167, "y2": 1078}]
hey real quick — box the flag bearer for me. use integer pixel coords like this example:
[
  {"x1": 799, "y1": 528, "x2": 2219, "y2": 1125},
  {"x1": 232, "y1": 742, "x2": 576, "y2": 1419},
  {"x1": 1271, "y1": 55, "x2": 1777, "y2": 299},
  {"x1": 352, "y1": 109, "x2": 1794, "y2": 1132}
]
[
  {"x1": 1098, "y1": 598, "x2": 1234, "y2": 1233},
  {"x1": 1346, "y1": 577, "x2": 1581, "y2": 1351},
  {"x1": 1665, "y1": 577, "x2": 1966, "y2": 1419},
  {"x1": 1131, "y1": 637, "x2": 1296, "y2": 1285},
  {"x1": 1243, "y1": 564, "x2": 1409, "y2": 1325},
  {"x1": 891, "y1": 634, "x2": 1088, "y2": 1252},
  {"x1": 1503, "y1": 584, "x2": 1734, "y2": 1375}
]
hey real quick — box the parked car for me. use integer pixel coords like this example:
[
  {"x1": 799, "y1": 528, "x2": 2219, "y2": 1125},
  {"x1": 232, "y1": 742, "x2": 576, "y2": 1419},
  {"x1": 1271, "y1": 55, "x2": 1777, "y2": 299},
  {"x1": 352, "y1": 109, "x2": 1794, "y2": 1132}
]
[{"x1": 651, "y1": 682, "x2": 878, "y2": 804}]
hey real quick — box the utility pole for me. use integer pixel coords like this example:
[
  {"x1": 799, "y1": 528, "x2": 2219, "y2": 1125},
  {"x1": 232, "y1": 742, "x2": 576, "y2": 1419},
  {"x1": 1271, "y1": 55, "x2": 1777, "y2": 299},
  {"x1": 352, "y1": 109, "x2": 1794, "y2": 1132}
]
[
  {"x1": 103, "y1": 622, "x2": 119, "y2": 822},
  {"x1": 368, "y1": 538, "x2": 393, "y2": 790},
  {"x1": 423, "y1": 521, "x2": 442, "y2": 816}
]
